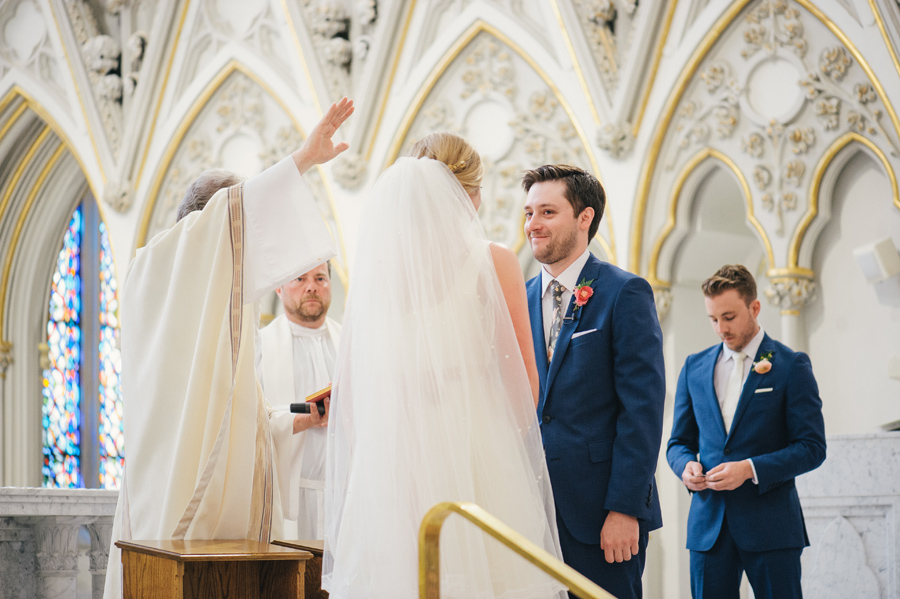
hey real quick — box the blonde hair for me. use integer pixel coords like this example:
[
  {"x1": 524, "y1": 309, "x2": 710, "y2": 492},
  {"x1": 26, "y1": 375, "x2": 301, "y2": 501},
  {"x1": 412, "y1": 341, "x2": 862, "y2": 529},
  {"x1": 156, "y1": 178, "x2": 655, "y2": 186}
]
[{"x1": 409, "y1": 131, "x2": 483, "y2": 195}]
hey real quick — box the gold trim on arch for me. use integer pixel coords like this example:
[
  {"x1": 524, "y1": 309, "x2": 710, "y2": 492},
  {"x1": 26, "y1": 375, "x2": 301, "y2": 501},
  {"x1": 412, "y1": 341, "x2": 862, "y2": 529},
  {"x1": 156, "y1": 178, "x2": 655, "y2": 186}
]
[
  {"x1": 135, "y1": 61, "x2": 349, "y2": 286},
  {"x1": 383, "y1": 20, "x2": 617, "y2": 264},
  {"x1": 549, "y1": 0, "x2": 601, "y2": 126},
  {"x1": 0, "y1": 87, "x2": 101, "y2": 202},
  {"x1": 867, "y1": 0, "x2": 900, "y2": 83},
  {"x1": 630, "y1": 0, "x2": 900, "y2": 274},
  {"x1": 134, "y1": 0, "x2": 193, "y2": 188},
  {"x1": 0, "y1": 142, "x2": 67, "y2": 343},
  {"x1": 0, "y1": 127, "x2": 53, "y2": 224},
  {"x1": 633, "y1": 0, "x2": 679, "y2": 136},
  {"x1": 0, "y1": 102, "x2": 28, "y2": 144},
  {"x1": 279, "y1": 0, "x2": 325, "y2": 116},
  {"x1": 647, "y1": 148, "x2": 773, "y2": 286},
  {"x1": 365, "y1": 0, "x2": 418, "y2": 160},
  {"x1": 788, "y1": 131, "x2": 899, "y2": 269}
]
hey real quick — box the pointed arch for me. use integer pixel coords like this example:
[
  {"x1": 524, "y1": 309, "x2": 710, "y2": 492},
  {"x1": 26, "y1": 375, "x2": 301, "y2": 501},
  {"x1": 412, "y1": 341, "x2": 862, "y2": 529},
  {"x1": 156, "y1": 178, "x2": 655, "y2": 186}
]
[
  {"x1": 135, "y1": 60, "x2": 348, "y2": 285},
  {"x1": 631, "y1": 0, "x2": 900, "y2": 274},
  {"x1": 384, "y1": 20, "x2": 616, "y2": 263},
  {"x1": 790, "y1": 132, "x2": 900, "y2": 269},
  {"x1": 647, "y1": 148, "x2": 773, "y2": 287}
]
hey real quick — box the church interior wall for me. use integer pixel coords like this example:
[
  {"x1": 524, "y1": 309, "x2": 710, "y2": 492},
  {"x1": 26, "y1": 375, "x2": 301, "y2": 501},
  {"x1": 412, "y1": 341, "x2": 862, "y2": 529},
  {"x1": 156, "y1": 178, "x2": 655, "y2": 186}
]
[{"x1": 1, "y1": 0, "x2": 899, "y2": 596}]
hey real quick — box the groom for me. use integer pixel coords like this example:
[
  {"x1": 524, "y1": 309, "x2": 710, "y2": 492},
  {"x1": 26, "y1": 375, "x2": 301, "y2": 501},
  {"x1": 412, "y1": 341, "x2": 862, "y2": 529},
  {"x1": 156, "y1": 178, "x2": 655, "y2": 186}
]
[{"x1": 522, "y1": 165, "x2": 665, "y2": 599}]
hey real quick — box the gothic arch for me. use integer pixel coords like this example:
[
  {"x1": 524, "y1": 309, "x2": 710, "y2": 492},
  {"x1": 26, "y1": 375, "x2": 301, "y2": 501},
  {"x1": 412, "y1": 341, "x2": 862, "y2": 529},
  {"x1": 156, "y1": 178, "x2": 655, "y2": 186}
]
[
  {"x1": 384, "y1": 20, "x2": 616, "y2": 264},
  {"x1": 647, "y1": 148, "x2": 773, "y2": 288},
  {"x1": 631, "y1": 0, "x2": 900, "y2": 277},
  {"x1": 0, "y1": 89, "x2": 96, "y2": 485},
  {"x1": 135, "y1": 59, "x2": 349, "y2": 287},
  {"x1": 791, "y1": 132, "x2": 899, "y2": 269}
]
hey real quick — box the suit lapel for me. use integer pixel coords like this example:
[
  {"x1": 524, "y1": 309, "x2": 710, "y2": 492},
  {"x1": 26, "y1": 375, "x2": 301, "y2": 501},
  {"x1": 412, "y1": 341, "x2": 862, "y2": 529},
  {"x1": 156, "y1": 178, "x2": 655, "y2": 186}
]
[
  {"x1": 727, "y1": 334, "x2": 774, "y2": 438},
  {"x1": 705, "y1": 345, "x2": 728, "y2": 439},
  {"x1": 527, "y1": 278, "x2": 549, "y2": 413},
  {"x1": 545, "y1": 257, "x2": 600, "y2": 396}
]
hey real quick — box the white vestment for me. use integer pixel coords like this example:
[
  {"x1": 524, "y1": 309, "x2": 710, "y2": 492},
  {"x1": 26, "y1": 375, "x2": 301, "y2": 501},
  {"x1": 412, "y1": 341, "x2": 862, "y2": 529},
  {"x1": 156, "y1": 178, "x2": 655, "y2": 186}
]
[
  {"x1": 103, "y1": 156, "x2": 336, "y2": 599},
  {"x1": 258, "y1": 314, "x2": 341, "y2": 540}
]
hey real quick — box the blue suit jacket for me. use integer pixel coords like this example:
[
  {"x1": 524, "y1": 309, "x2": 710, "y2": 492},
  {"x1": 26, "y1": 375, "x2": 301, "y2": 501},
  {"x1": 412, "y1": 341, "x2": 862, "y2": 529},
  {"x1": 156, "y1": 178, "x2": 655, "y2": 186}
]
[
  {"x1": 527, "y1": 254, "x2": 666, "y2": 544},
  {"x1": 666, "y1": 335, "x2": 826, "y2": 552}
]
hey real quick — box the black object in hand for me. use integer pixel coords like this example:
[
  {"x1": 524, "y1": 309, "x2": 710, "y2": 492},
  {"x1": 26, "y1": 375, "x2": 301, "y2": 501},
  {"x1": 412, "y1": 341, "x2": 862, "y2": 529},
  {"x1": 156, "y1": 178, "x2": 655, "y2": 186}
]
[{"x1": 290, "y1": 402, "x2": 326, "y2": 416}]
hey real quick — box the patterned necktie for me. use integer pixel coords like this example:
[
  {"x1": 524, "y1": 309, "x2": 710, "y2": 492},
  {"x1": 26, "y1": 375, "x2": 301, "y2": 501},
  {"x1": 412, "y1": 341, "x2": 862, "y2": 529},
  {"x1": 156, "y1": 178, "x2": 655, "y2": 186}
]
[
  {"x1": 547, "y1": 280, "x2": 564, "y2": 362},
  {"x1": 722, "y1": 351, "x2": 747, "y2": 433}
]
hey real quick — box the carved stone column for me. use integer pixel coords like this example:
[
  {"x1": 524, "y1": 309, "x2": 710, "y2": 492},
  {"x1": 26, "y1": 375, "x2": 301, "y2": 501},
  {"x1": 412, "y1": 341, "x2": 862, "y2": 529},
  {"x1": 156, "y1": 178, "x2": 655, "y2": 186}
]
[
  {"x1": 764, "y1": 274, "x2": 817, "y2": 352},
  {"x1": 27, "y1": 517, "x2": 85, "y2": 599},
  {"x1": 87, "y1": 520, "x2": 113, "y2": 599},
  {"x1": 652, "y1": 284, "x2": 673, "y2": 322}
]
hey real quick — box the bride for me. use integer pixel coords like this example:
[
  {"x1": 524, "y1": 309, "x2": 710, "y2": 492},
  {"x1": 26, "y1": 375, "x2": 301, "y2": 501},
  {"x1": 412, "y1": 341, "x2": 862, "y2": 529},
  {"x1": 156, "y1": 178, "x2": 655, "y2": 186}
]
[{"x1": 323, "y1": 132, "x2": 565, "y2": 599}]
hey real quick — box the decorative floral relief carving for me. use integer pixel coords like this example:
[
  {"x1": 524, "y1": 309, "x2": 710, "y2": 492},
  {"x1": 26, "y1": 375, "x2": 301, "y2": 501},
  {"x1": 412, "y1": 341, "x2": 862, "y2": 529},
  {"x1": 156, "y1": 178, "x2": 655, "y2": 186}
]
[
  {"x1": 333, "y1": 152, "x2": 368, "y2": 190},
  {"x1": 151, "y1": 74, "x2": 332, "y2": 238},
  {"x1": 401, "y1": 33, "x2": 595, "y2": 251},
  {"x1": 764, "y1": 276, "x2": 816, "y2": 311},
  {"x1": 653, "y1": 286, "x2": 673, "y2": 321},
  {"x1": 662, "y1": 0, "x2": 900, "y2": 269},
  {"x1": 571, "y1": 0, "x2": 646, "y2": 92},
  {"x1": 742, "y1": 0, "x2": 807, "y2": 58},
  {"x1": 596, "y1": 121, "x2": 635, "y2": 159}
]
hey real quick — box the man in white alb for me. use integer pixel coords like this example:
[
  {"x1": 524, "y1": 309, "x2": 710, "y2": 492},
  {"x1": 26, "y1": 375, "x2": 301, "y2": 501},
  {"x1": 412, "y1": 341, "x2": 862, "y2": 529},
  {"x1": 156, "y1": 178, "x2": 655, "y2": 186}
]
[
  {"x1": 103, "y1": 98, "x2": 354, "y2": 599},
  {"x1": 259, "y1": 262, "x2": 340, "y2": 540}
]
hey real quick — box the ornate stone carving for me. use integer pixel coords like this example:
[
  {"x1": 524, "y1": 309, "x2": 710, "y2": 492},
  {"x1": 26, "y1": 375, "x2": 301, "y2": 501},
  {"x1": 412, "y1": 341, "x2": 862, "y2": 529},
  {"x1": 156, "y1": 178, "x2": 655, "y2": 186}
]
[
  {"x1": 765, "y1": 276, "x2": 816, "y2": 312},
  {"x1": 332, "y1": 152, "x2": 368, "y2": 190},
  {"x1": 741, "y1": 0, "x2": 807, "y2": 58},
  {"x1": 0, "y1": 341, "x2": 12, "y2": 379},
  {"x1": 400, "y1": 33, "x2": 601, "y2": 253},
  {"x1": 596, "y1": 121, "x2": 635, "y2": 159},
  {"x1": 152, "y1": 73, "x2": 335, "y2": 243},
  {"x1": 123, "y1": 31, "x2": 147, "y2": 96},
  {"x1": 300, "y1": 0, "x2": 352, "y2": 98},
  {"x1": 0, "y1": 0, "x2": 66, "y2": 102},
  {"x1": 103, "y1": 180, "x2": 133, "y2": 213},
  {"x1": 31, "y1": 521, "x2": 80, "y2": 572},
  {"x1": 652, "y1": 286, "x2": 673, "y2": 321}
]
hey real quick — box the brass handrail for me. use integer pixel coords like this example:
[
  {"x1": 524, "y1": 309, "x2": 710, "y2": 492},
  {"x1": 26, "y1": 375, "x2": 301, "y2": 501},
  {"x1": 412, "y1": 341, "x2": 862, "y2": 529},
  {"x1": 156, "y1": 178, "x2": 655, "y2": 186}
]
[{"x1": 419, "y1": 501, "x2": 615, "y2": 599}]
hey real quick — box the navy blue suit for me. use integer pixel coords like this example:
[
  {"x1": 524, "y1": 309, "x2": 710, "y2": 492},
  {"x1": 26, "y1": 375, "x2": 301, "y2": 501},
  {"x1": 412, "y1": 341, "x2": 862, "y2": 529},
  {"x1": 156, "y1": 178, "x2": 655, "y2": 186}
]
[
  {"x1": 667, "y1": 334, "x2": 826, "y2": 598},
  {"x1": 527, "y1": 254, "x2": 665, "y2": 599}
]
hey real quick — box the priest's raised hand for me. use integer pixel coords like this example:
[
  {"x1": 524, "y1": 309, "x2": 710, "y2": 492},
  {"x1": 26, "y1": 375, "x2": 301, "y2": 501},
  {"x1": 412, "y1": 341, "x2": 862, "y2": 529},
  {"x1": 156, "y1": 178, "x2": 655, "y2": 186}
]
[{"x1": 293, "y1": 97, "x2": 355, "y2": 174}]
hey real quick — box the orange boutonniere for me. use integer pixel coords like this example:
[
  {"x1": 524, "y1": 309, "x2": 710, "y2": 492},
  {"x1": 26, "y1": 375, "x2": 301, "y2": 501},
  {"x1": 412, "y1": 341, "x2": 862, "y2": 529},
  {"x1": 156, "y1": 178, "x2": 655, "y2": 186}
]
[
  {"x1": 572, "y1": 278, "x2": 594, "y2": 313},
  {"x1": 753, "y1": 351, "x2": 774, "y2": 374}
]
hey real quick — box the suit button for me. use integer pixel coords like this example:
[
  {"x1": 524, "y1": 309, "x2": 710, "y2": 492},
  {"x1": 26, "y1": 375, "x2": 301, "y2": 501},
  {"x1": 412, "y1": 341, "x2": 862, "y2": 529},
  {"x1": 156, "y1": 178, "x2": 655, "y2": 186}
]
[
  {"x1": 724, "y1": 448, "x2": 732, "y2": 456},
  {"x1": 542, "y1": 414, "x2": 551, "y2": 424}
]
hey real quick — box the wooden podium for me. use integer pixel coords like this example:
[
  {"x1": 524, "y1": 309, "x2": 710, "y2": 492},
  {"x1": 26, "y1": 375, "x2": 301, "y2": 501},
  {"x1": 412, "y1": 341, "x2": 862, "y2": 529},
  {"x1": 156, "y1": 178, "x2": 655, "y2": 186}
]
[
  {"x1": 116, "y1": 539, "x2": 313, "y2": 599},
  {"x1": 272, "y1": 540, "x2": 328, "y2": 599}
]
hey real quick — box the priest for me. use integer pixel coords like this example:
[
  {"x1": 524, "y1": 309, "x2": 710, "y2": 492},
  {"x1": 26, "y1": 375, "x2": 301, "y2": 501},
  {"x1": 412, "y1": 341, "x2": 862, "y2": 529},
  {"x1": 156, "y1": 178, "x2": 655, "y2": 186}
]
[{"x1": 103, "y1": 98, "x2": 354, "y2": 599}]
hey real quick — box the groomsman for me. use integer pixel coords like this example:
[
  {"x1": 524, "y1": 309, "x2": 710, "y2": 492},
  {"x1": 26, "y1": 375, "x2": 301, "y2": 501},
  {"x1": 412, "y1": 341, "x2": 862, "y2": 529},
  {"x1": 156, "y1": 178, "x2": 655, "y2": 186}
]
[
  {"x1": 523, "y1": 165, "x2": 666, "y2": 599},
  {"x1": 667, "y1": 264, "x2": 826, "y2": 599}
]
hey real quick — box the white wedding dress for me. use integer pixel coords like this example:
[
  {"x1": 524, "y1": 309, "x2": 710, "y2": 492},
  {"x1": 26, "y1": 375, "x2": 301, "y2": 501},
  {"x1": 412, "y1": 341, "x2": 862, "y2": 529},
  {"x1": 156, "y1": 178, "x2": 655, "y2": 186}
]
[{"x1": 323, "y1": 157, "x2": 565, "y2": 599}]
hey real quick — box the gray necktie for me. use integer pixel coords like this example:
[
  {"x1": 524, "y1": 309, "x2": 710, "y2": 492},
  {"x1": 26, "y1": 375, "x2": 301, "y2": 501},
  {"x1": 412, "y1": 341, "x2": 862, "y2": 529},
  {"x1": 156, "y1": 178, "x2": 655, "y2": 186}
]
[{"x1": 548, "y1": 280, "x2": 564, "y2": 362}]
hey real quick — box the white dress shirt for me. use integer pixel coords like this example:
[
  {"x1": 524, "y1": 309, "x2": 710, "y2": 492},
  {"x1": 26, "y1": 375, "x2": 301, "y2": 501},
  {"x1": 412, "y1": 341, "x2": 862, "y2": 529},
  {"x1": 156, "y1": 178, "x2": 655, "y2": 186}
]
[
  {"x1": 540, "y1": 249, "x2": 591, "y2": 347},
  {"x1": 714, "y1": 327, "x2": 765, "y2": 484}
]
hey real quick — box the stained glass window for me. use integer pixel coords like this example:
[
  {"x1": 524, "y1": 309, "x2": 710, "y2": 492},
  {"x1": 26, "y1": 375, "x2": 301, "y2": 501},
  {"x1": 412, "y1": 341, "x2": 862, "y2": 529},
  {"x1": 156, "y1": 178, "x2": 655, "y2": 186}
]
[
  {"x1": 42, "y1": 207, "x2": 83, "y2": 488},
  {"x1": 98, "y1": 221, "x2": 124, "y2": 489},
  {"x1": 42, "y1": 203, "x2": 124, "y2": 489}
]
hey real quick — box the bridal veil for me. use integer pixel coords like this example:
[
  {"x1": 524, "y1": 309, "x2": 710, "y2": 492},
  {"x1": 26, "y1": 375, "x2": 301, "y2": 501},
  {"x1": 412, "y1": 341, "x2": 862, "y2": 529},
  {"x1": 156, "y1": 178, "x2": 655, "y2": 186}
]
[{"x1": 323, "y1": 157, "x2": 564, "y2": 599}]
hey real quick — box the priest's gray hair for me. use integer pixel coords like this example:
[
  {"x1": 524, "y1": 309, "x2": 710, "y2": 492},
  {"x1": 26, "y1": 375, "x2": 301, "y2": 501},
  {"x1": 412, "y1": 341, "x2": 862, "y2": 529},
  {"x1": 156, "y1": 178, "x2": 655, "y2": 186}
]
[{"x1": 176, "y1": 169, "x2": 246, "y2": 222}]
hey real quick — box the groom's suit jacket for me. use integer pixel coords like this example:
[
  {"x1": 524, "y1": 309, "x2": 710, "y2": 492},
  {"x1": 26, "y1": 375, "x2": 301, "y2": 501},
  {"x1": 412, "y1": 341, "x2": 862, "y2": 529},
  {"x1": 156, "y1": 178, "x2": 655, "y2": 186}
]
[
  {"x1": 527, "y1": 253, "x2": 666, "y2": 544},
  {"x1": 666, "y1": 334, "x2": 826, "y2": 552}
]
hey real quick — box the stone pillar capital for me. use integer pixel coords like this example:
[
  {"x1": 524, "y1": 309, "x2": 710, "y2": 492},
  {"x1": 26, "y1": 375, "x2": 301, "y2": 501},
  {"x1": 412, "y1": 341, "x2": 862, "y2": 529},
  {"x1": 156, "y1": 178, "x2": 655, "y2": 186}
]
[
  {"x1": 764, "y1": 274, "x2": 817, "y2": 315},
  {"x1": 652, "y1": 284, "x2": 673, "y2": 321}
]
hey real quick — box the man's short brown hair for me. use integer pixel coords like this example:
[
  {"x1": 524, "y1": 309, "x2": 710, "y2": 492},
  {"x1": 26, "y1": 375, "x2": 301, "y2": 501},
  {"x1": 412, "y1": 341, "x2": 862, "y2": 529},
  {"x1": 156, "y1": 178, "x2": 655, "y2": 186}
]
[
  {"x1": 521, "y1": 164, "x2": 605, "y2": 240},
  {"x1": 701, "y1": 264, "x2": 757, "y2": 304}
]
